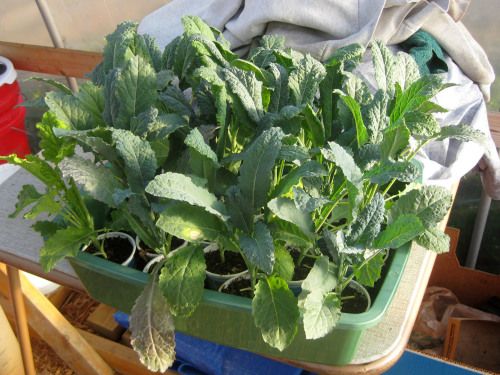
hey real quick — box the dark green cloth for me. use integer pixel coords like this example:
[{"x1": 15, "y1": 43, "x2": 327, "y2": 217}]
[{"x1": 400, "y1": 30, "x2": 448, "y2": 75}]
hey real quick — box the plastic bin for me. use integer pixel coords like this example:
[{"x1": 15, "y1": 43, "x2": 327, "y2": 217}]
[{"x1": 69, "y1": 242, "x2": 411, "y2": 366}]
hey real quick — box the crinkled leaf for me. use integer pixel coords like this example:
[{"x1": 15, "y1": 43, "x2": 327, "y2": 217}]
[
  {"x1": 321, "y1": 141, "x2": 362, "y2": 187},
  {"x1": 353, "y1": 251, "x2": 386, "y2": 287},
  {"x1": 40, "y1": 226, "x2": 95, "y2": 272},
  {"x1": 347, "y1": 193, "x2": 385, "y2": 246},
  {"x1": 29, "y1": 77, "x2": 72, "y2": 94},
  {"x1": 112, "y1": 129, "x2": 157, "y2": 191},
  {"x1": 10, "y1": 184, "x2": 43, "y2": 218},
  {"x1": 343, "y1": 72, "x2": 373, "y2": 105},
  {"x1": 10, "y1": 185, "x2": 60, "y2": 220},
  {"x1": 415, "y1": 227, "x2": 450, "y2": 254},
  {"x1": 1, "y1": 154, "x2": 64, "y2": 190},
  {"x1": 272, "y1": 160, "x2": 327, "y2": 198},
  {"x1": 102, "y1": 21, "x2": 137, "y2": 73},
  {"x1": 60, "y1": 156, "x2": 125, "y2": 207},
  {"x1": 371, "y1": 41, "x2": 395, "y2": 93},
  {"x1": 130, "y1": 274, "x2": 176, "y2": 373},
  {"x1": 279, "y1": 145, "x2": 310, "y2": 163},
  {"x1": 146, "y1": 172, "x2": 226, "y2": 219},
  {"x1": 157, "y1": 202, "x2": 225, "y2": 242},
  {"x1": 185, "y1": 128, "x2": 219, "y2": 166},
  {"x1": 381, "y1": 124, "x2": 410, "y2": 160},
  {"x1": 293, "y1": 187, "x2": 329, "y2": 213},
  {"x1": 390, "y1": 186, "x2": 452, "y2": 227},
  {"x1": 156, "y1": 69, "x2": 175, "y2": 90},
  {"x1": 289, "y1": 54, "x2": 326, "y2": 106},
  {"x1": 271, "y1": 219, "x2": 315, "y2": 249},
  {"x1": 435, "y1": 125, "x2": 486, "y2": 144},
  {"x1": 338, "y1": 94, "x2": 368, "y2": 147},
  {"x1": 45, "y1": 92, "x2": 94, "y2": 130},
  {"x1": 303, "y1": 104, "x2": 325, "y2": 147},
  {"x1": 76, "y1": 82, "x2": 105, "y2": 125},
  {"x1": 54, "y1": 128, "x2": 121, "y2": 166},
  {"x1": 268, "y1": 63, "x2": 289, "y2": 112},
  {"x1": 405, "y1": 111, "x2": 440, "y2": 139},
  {"x1": 390, "y1": 75, "x2": 451, "y2": 126},
  {"x1": 33, "y1": 220, "x2": 63, "y2": 239},
  {"x1": 36, "y1": 112, "x2": 75, "y2": 163},
  {"x1": 252, "y1": 276, "x2": 299, "y2": 351},
  {"x1": 364, "y1": 90, "x2": 389, "y2": 144},
  {"x1": 302, "y1": 292, "x2": 341, "y2": 340},
  {"x1": 225, "y1": 185, "x2": 253, "y2": 233},
  {"x1": 182, "y1": 15, "x2": 216, "y2": 40},
  {"x1": 268, "y1": 197, "x2": 313, "y2": 238},
  {"x1": 239, "y1": 127, "x2": 284, "y2": 210},
  {"x1": 393, "y1": 52, "x2": 420, "y2": 90},
  {"x1": 135, "y1": 33, "x2": 163, "y2": 72},
  {"x1": 374, "y1": 214, "x2": 424, "y2": 249},
  {"x1": 239, "y1": 221, "x2": 275, "y2": 274},
  {"x1": 159, "y1": 244, "x2": 206, "y2": 317},
  {"x1": 159, "y1": 86, "x2": 193, "y2": 118},
  {"x1": 222, "y1": 67, "x2": 263, "y2": 123},
  {"x1": 112, "y1": 55, "x2": 158, "y2": 129},
  {"x1": 364, "y1": 160, "x2": 421, "y2": 185}
]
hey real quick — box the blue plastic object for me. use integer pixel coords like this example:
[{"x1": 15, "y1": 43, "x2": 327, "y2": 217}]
[
  {"x1": 113, "y1": 312, "x2": 309, "y2": 375},
  {"x1": 385, "y1": 350, "x2": 482, "y2": 374}
]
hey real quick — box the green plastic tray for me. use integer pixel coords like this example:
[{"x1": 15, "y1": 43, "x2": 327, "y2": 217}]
[{"x1": 69, "y1": 243, "x2": 411, "y2": 365}]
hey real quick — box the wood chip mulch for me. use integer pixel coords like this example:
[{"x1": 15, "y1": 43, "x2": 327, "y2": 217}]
[{"x1": 32, "y1": 290, "x2": 100, "y2": 374}]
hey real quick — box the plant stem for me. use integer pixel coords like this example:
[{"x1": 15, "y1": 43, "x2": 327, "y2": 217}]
[{"x1": 315, "y1": 182, "x2": 347, "y2": 232}]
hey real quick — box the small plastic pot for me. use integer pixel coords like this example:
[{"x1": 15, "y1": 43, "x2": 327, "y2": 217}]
[
  {"x1": 218, "y1": 271, "x2": 251, "y2": 296},
  {"x1": 82, "y1": 232, "x2": 136, "y2": 267},
  {"x1": 287, "y1": 279, "x2": 304, "y2": 296},
  {"x1": 342, "y1": 280, "x2": 371, "y2": 313},
  {"x1": 142, "y1": 241, "x2": 188, "y2": 273},
  {"x1": 204, "y1": 244, "x2": 248, "y2": 290}
]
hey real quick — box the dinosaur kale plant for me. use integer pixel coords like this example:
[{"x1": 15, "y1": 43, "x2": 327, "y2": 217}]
[{"x1": 1, "y1": 16, "x2": 485, "y2": 372}]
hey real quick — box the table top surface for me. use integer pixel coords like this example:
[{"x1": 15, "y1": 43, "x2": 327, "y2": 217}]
[{"x1": 0, "y1": 167, "x2": 441, "y2": 374}]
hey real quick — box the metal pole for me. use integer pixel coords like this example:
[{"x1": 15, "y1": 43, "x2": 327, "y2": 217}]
[
  {"x1": 34, "y1": 0, "x2": 79, "y2": 92},
  {"x1": 465, "y1": 189, "x2": 492, "y2": 268},
  {"x1": 465, "y1": 146, "x2": 500, "y2": 269}
]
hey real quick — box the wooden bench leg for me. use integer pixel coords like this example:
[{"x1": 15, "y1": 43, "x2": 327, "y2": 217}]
[{"x1": 7, "y1": 266, "x2": 36, "y2": 375}]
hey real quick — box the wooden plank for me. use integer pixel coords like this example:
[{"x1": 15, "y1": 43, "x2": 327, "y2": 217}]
[
  {"x1": 86, "y1": 304, "x2": 125, "y2": 341},
  {"x1": 7, "y1": 266, "x2": 37, "y2": 375},
  {"x1": 0, "y1": 41, "x2": 102, "y2": 78},
  {"x1": 0, "y1": 295, "x2": 176, "y2": 375},
  {"x1": 78, "y1": 329, "x2": 178, "y2": 375},
  {"x1": 488, "y1": 112, "x2": 500, "y2": 148},
  {"x1": 47, "y1": 286, "x2": 72, "y2": 309},
  {"x1": 0, "y1": 264, "x2": 114, "y2": 375}
]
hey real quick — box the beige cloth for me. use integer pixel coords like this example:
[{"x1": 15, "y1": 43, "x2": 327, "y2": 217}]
[{"x1": 138, "y1": 0, "x2": 494, "y2": 100}]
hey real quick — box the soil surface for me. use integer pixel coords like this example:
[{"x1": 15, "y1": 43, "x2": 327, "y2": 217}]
[
  {"x1": 341, "y1": 284, "x2": 369, "y2": 313},
  {"x1": 205, "y1": 250, "x2": 247, "y2": 275},
  {"x1": 290, "y1": 249, "x2": 315, "y2": 281},
  {"x1": 220, "y1": 277, "x2": 253, "y2": 298},
  {"x1": 86, "y1": 236, "x2": 132, "y2": 264}
]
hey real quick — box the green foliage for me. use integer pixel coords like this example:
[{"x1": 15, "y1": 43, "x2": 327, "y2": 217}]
[
  {"x1": 239, "y1": 221, "x2": 275, "y2": 274},
  {"x1": 159, "y1": 244, "x2": 206, "y2": 316},
  {"x1": 252, "y1": 276, "x2": 299, "y2": 351},
  {"x1": 4, "y1": 15, "x2": 485, "y2": 369},
  {"x1": 130, "y1": 272, "x2": 176, "y2": 372}
]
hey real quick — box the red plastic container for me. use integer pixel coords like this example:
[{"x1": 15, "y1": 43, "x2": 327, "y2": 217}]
[{"x1": 0, "y1": 79, "x2": 31, "y2": 164}]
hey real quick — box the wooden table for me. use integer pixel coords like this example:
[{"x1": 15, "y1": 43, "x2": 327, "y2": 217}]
[{"x1": 0, "y1": 167, "x2": 452, "y2": 374}]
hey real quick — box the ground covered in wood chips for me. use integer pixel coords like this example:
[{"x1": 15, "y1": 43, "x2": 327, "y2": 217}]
[{"x1": 32, "y1": 291, "x2": 99, "y2": 374}]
